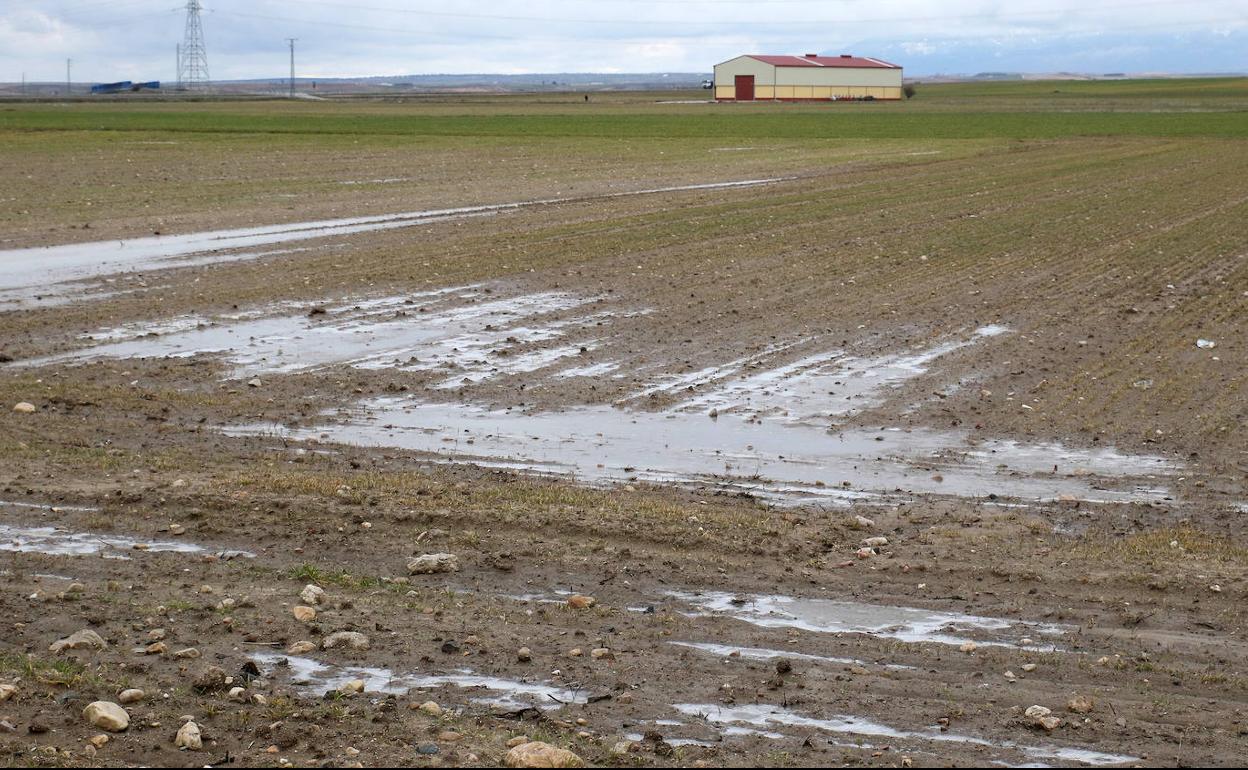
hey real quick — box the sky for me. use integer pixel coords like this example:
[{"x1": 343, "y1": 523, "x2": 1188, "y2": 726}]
[{"x1": 1, "y1": 0, "x2": 1245, "y2": 82}]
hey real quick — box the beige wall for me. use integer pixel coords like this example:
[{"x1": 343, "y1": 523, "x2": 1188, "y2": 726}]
[
  {"x1": 713, "y1": 55, "x2": 775, "y2": 99},
  {"x1": 714, "y1": 55, "x2": 902, "y2": 99}
]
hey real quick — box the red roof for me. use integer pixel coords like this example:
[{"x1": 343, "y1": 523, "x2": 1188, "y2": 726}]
[{"x1": 747, "y1": 54, "x2": 900, "y2": 69}]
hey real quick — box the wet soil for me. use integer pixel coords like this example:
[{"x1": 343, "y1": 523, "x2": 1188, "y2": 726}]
[{"x1": 1, "y1": 125, "x2": 1246, "y2": 767}]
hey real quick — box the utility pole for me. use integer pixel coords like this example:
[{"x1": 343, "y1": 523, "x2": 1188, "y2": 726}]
[
  {"x1": 287, "y1": 38, "x2": 297, "y2": 98},
  {"x1": 176, "y1": 44, "x2": 182, "y2": 89}
]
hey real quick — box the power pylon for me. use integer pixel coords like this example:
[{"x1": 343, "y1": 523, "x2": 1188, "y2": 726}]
[{"x1": 177, "y1": 1, "x2": 210, "y2": 90}]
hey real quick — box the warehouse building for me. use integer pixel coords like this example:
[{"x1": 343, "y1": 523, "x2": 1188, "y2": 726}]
[{"x1": 713, "y1": 54, "x2": 903, "y2": 101}]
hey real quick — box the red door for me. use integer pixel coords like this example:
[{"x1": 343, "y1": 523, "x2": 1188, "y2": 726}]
[{"x1": 734, "y1": 75, "x2": 755, "y2": 101}]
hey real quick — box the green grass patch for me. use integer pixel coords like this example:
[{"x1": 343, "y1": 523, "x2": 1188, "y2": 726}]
[{"x1": 3, "y1": 106, "x2": 1246, "y2": 139}]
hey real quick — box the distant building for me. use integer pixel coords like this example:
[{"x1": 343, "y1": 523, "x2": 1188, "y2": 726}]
[{"x1": 713, "y1": 54, "x2": 902, "y2": 101}]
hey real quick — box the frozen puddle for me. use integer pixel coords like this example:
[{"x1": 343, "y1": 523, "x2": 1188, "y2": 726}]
[
  {"x1": 26, "y1": 295, "x2": 1177, "y2": 506},
  {"x1": 223, "y1": 322, "x2": 1174, "y2": 507},
  {"x1": 0, "y1": 500, "x2": 99, "y2": 513},
  {"x1": 670, "y1": 641, "x2": 907, "y2": 669},
  {"x1": 671, "y1": 592, "x2": 1066, "y2": 649},
  {"x1": 19, "y1": 286, "x2": 610, "y2": 382},
  {"x1": 674, "y1": 704, "x2": 1137, "y2": 766},
  {"x1": 253, "y1": 651, "x2": 584, "y2": 710},
  {"x1": 0, "y1": 524, "x2": 254, "y2": 560},
  {"x1": 671, "y1": 325, "x2": 1009, "y2": 423},
  {"x1": 232, "y1": 397, "x2": 1174, "y2": 507},
  {"x1": 0, "y1": 177, "x2": 787, "y2": 309}
]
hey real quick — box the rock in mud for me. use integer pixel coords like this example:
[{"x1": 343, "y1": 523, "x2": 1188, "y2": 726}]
[
  {"x1": 0, "y1": 685, "x2": 15, "y2": 702},
  {"x1": 192, "y1": 666, "x2": 228, "y2": 693},
  {"x1": 566, "y1": 594, "x2": 595, "y2": 609},
  {"x1": 12, "y1": 402, "x2": 36, "y2": 414},
  {"x1": 50, "y1": 629, "x2": 107, "y2": 653},
  {"x1": 299, "y1": 584, "x2": 326, "y2": 605},
  {"x1": 83, "y1": 702, "x2": 129, "y2": 732},
  {"x1": 517, "y1": 647, "x2": 532, "y2": 662},
  {"x1": 1024, "y1": 705, "x2": 1062, "y2": 731},
  {"x1": 117, "y1": 689, "x2": 145, "y2": 704},
  {"x1": 322, "y1": 631, "x2": 370, "y2": 651},
  {"x1": 416, "y1": 701, "x2": 442, "y2": 716},
  {"x1": 174, "y1": 647, "x2": 201, "y2": 659},
  {"x1": 292, "y1": 605, "x2": 317, "y2": 622},
  {"x1": 338, "y1": 679, "x2": 365, "y2": 696},
  {"x1": 1066, "y1": 695, "x2": 1095, "y2": 714},
  {"x1": 407, "y1": 553, "x2": 460, "y2": 574},
  {"x1": 503, "y1": 741, "x2": 585, "y2": 768},
  {"x1": 862, "y1": 536, "x2": 889, "y2": 547},
  {"x1": 287, "y1": 640, "x2": 317, "y2": 654},
  {"x1": 175, "y1": 720, "x2": 203, "y2": 750}
]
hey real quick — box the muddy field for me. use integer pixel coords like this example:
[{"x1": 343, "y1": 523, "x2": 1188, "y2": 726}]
[{"x1": 1, "y1": 84, "x2": 1247, "y2": 768}]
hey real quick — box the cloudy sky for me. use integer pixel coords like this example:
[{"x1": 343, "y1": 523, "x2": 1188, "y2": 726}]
[{"x1": 2, "y1": 0, "x2": 1245, "y2": 81}]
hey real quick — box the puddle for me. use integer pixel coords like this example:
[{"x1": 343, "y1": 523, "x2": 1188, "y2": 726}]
[
  {"x1": 217, "y1": 321, "x2": 1172, "y2": 507},
  {"x1": 0, "y1": 524, "x2": 254, "y2": 560},
  {"x1": 24, "y1": 293, "x2": 1176, "y2": 508},
  {"x1": 338, "y1": 178, "x2": 412, "y2": 185},
  {"x1": 0, "y1": 570, "x2": 78, "y2": 582},
  {"x1": 670, "y1": 641, "x2": 863, "y2": 666},
  {"x1": 624, "y1": 732, "x2": 717, "y2": 748},
  {"x1": 253, "y1": 651, "x2": 584, "y2": 710},
  {"x1": 674, "y1": 704, "x2": 1137, "y2": 766},
  {"x1": 0, "y1": 500, "x2": 99, "y2": 513},
  {"x1": 0, "y1": 177, "x2": 787, "y2": 309},
  {"x1": 231, "y1": 395, "x2": 1173, "y2": 507},
  {"x1": 554, "y1": 361, "x2": 621, "y2": 379},
  {"x1": 672, "y1": 325, "x2": 1009, "y2": 424},
  {"x1": 670, "y1": 592, "x2": 1065, "y2": 649},
  {"x1": 668, "y1": 641, "x2": 915, "y2": 670},
  {"x1": 20, "y1": 287, "x2": 605, "y2": 381}
]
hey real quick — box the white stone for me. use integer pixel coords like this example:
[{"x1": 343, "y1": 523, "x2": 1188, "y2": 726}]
[
  {"x1": 322, "y1": 631, "x2": 370, "y2": 651},
  {"x1": 299, "y1": 584, "x2": 326, "y2": 605},
  {"x1": 407, "y1": 553, "x2": 460, "y2": 574},
  {"x1": 83, "y1": 701, "x2": 129, "y2": 732},
  {"x1": 175, "y1": 720, "x2": 203, "y2": 750}
]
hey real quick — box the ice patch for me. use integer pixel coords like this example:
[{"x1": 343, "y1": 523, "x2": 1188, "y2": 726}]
[
  {"x1": 0, "y1": 177, "x2": 788, "y2": 309},
  {"x1": 18, "y1": 288, "x2": 600, "y2": 381},
  {"x1": 555, "y1": 361, "x2": 620, "y2": 379},
  {"x1": 671, "y1": 591, "x2": 1066, "y2": 649},
  {"x1": 229, "y1": 396, "x2": 1174, "y2": 507},
  {"x1": 669, "y1": 640, "x2": 917, "y2": 670},
  {"x1": 0, "y1": 524, "x2": 253, "y2": 560},
  {"x1": 254, "y1": 651, "x2": 583, "y2": 710},
  {"x1": 674, "y1": 703, "x2": 1137, "y2": 766},
  {"x1": 676, "y1": 325, "x2": 1010, "y2": 424}
]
